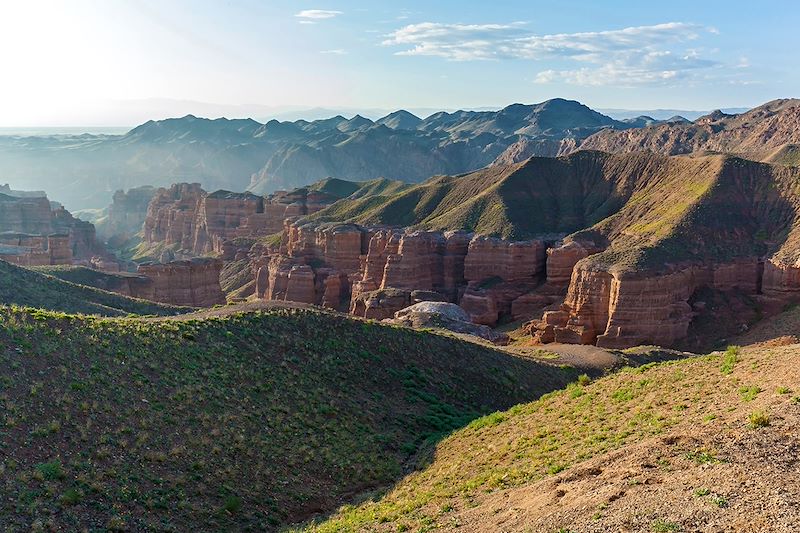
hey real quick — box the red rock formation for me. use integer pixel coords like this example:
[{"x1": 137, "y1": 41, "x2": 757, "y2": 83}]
[
  {"x1": 530, "y1": 257, "x2": 764, "y2": 349},
  {"x1": 143, "y1": 183, "x2": 205, "y2": 250},
  {"x1": 762, "y1": 258, "x2": 800, "y2": 297},
  {"x1": 350, "y1": 288, "x2": 446, "y2": 320},
  {"x1": 103, "y1": 186, "x2": 157, "y2": 241},
  {"x1": 136, "y1": 258, "x2": 225, "y2": 307},
  {"x1": 193, "y1": 191, "x2": 264, "y2": 255},
  {"x1": 459, "y1": 237, "x2": 547, "y2": 324},
  {"x1": 0, "y1": 191, "x2": 103, "y2": 265},
  {"x1": 142, "y1": 183, "x2": 343, "y2": 258}
]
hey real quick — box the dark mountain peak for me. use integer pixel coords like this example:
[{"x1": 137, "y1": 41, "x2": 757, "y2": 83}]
[
  {"x1": 666, "y1": 115, "x2": 690, "y2": 124},
  {"x1": 376, "y1": 110, "x2": 422, "y2": 130},
  {"x1": 337, "y1": 114, "x2": 375, "y2": 132}
]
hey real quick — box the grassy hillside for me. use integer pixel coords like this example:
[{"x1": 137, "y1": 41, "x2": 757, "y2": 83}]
[
  {"x1": 0, "y1": 260, "x2": 184, "y2": 316},
  {"x1": 0, "y1": 305, "x2": 575, "y2": 531},
  {"x1": 303, "y1": 151, "x2": 800, "y2": 275},
  {"x1": 303, "y1": 150, "x2": 719, "y2": 240},
  {"x1": 304, "y1": 343, "x2": 800, "y2": 531}
]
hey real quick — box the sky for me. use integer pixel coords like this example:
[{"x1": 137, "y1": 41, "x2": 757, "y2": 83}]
[{"x1": 0, "y1": 0, "x2": 797, "y2": 126}]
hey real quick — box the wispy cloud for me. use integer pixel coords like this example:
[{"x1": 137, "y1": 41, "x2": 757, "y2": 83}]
[
  {"x1": 320, "y1": 49, "x2": 347, "y2": 55},
  {"x1": 384, "y1": 22, "x2": 722, "y2": 86},
  {"x1": 295, "y1": 9, "x2": 343, "y2": 23}
]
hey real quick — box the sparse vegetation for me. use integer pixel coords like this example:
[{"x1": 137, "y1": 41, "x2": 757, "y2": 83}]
[
  {"x1": 651, "y1": 519, "x2": 681, "y2": 532},
  {"x1": 0, "y1": 304, "x2": 569, "y2": 531},
  {"x1": 720, "y1": 345, "x2": 739, "y2": 375},
  {"x1": 0, "y1": 261, "x2": 184, "y2": 316},
  {"x1": 748, "y1": 410, "x2": 771, "y2": 428}
]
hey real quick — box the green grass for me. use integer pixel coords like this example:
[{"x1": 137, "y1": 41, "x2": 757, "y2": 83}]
[
  {"x1": 0, "y1": 305, "x2": 570, "y2": 531},
  {"x1": 300, "y1": 344, "x2": 794, "y2": 531},
  {"x1": 0, "y1": 260, "x2": 185, "y2": 316},
  {"x1": 720, "y1": 346, "x2": 739, "y2": 375},
  {"x1": 748, "y1": 410, "x2": 771, "y2": 428}
]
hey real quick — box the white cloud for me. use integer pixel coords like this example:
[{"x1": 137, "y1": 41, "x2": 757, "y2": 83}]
[
  {"x1": 384, "y1": 21, "x2": 721, "y2": 86},
  {"x1": 295, "y1": 9, "x2": 343, "y2": 22},
  {"x1": 320, "y1": 49, "x2": 347, "y2": 55}
]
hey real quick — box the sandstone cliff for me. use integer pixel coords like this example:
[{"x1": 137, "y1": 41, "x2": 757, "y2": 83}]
[
  {"x1": 137, "y1": 258, "x2": 226, "y2": 307},
  {"x1": 139, "y1": 182, "x2": 342, "y2": 260},
  {"x1": 256, "y1": 221, "x2": 547, "y2": 325},
  {"x1": 0, "y1": 191, "x2": 105, "y2": 266},
  {"x1": 102, "y1": 186, "x2": 157, "y2": 241}
]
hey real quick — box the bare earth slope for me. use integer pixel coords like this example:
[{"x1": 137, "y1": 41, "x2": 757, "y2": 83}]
[
  {"x1": 303, "y1": 343, "x2": 800, "y2": 532},
  {"x1": 578, "y1": 98, "x2": 800, "y2": 163}
]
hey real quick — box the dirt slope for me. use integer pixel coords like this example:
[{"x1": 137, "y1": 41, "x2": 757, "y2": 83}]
[{"x1": 303, "y1": 343, "x2": 800, "y2": 531}]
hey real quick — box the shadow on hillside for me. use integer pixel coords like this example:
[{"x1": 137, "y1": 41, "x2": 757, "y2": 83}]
[{"x1": 288, "y1": 340, "x2": 584, "y2": 529}]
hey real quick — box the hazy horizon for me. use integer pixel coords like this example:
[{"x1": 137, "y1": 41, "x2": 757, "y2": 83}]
[
  {"x1": 0, "y1": 100, "x2": 756, "y2": 135},
  {"x1": 1, "y1": 0, "x2": 796, "y2": 127}
]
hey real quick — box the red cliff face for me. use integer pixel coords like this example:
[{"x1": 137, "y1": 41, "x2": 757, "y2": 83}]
[
  {"x1": 529, "y1": 257, "x2": 764, "y2": 349},
  {"x1": 0, "y1": 193, "x2": 106, "y2": 266},
  {"x1": 459, "y1": 237, "x2": 547, "y2": 325},
  {"x1": 257, "y1": 221, "x2": 548, "y2": 324},
  {"x1": 136, "y1": 258, "x2": 225, "y2": 307},
  {"x1": 143, "y1": 183, "x2": 205, "y2": 250},
  {"x1": 142, "y1": 184, "x2": 338, "y2": 258},
  {"x1": 192, "y1": 191, "x2": 264, "y2": 255}
]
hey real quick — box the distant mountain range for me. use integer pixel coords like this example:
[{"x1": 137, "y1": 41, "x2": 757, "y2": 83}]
[{"x1": 0, "y1": 98, "x2": 795, "y2": 211}]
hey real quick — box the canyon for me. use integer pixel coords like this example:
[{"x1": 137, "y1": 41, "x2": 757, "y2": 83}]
[
  {"x1": 0, "y1": 186, "x2": 226, "y2": 308},
  {"x1": 0, "y1": 188, "x2": 104, "y2": 267},
  {"x1": 127, "y1": 148, "x2": 800, "y2": 349}
]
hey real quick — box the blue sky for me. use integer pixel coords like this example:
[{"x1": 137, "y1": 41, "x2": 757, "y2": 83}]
[{"x1": 0, "y1": 0, "x2": 797, "y2": 125}]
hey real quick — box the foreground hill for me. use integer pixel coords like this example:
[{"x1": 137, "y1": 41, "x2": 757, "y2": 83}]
[
  {"x1": 578, "y1": 98, "x2": 800, "y2": 163},
  {"x1": 0, "y1": 260, "x2": 184, "y2": 316},
  {"x1": 0, "y1": 304, "x2": 573, "y2": 531},
  {"x1": 303, "y1": 342, "x2": 800, "y2": 531}
]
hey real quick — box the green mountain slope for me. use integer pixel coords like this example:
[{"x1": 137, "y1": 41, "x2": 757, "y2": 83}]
[
  {"x1": 0, "y1": 305, "x2": 573, "y2": 531},
  {"x1": 0, "y1": 260, "x2": 184, "y2": 316}
]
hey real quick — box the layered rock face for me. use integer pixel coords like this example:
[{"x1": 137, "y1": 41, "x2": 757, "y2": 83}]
[
  {"x1": 141, "y1": 183, "x2": 336, "y2": 258},
  {"x1": 0, "y1": 191, "x2": 105, "y2": 266},
  {"x1": 0, "y1": 234, "x2": 70, "y2": 266},
  {"x1": 576, "y1": 98, "x2": 800, "y2": 162},
  {"x1": 142, "y1": 183, "x2": 205, "y2": 250},
  {"x1": 528, "y1": 258, "x2": 767, "y2": 349},
  {"x1": 137, "y1": 258, "x2": 225, "y2": 307},
  {"x1": 103, "y1": 186, "x2": 157, "y2": 241},
  {"x1": 258, "y1": 221, "x2": 547, "y2": 325}
]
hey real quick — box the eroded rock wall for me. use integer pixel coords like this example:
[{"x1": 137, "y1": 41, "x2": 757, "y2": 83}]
[
  {"x1": 258, "y1": 221, "x2": 548, "y2": 323},
  {"x1": 137, "y1": 258, "x2": 225, "y2": 307},
  {"x1": 530, "y1": 257, "x2": 765, "y2": 349}
]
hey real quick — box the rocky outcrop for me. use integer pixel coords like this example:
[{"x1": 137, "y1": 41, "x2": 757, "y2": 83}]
[
  {"x1": 258, "y1": 221, "x2": 547, "y2": 325},
  {"x1": 576, "y1": 98, "x2": 800, "y2": 162},
  {"x1": 143, "y1": 183, "x2": 205, "y2": 250},
  {"x1": 103, "y1": 186, "x2": 157, "y2": 241},
  {"x1": 528, "y1": 258, "x2": 765, "y2": 349},
  {"x1": 459, "y1": 237, "x2": 547, "y2": 325},
  {"x1": 0, "y1": 233, "x2": 71, "y2": 266},
  {"x1": 141, "y1": 183, "x2": 340, "y2": 259},
  {"x1": 386, "y1": 302, "x2": 509, "y2": 344},
  {"x1": 193, "y1": 190, "x2": 265, "y2": 255},
  {"x1": 0, "y1": 191, "x2": 106, "y2": 266},
  {"x1": 137, "y1": 258, "x2": 225, "y2": 307},
  {"x1": 350, "y1": 288, "x2": 446, "y2": 320}
]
